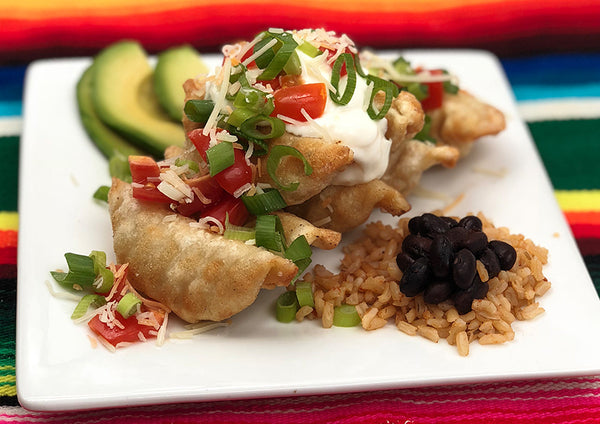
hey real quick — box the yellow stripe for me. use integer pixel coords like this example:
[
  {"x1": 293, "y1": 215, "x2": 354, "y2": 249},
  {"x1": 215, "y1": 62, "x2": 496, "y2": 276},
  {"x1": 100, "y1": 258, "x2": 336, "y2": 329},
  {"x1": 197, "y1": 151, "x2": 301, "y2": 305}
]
[
  {"x1": 0, "y1": 212, "x2": 18, "y2": 231},
  {"x1": 0, "y1": 375, "x2": 15, "y2": 384},
  {"x1": 555, "y1": 190, "x2": 600, "y2": 212}
]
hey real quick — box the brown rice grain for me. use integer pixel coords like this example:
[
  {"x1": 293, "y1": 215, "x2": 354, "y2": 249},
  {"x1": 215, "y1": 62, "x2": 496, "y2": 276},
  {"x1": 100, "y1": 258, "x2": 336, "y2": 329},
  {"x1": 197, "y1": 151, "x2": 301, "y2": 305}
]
[
  {"x1": 417, "y1": 325, "x2": 440, "y2": 343},
  {"x1": 295, "y1": 306, "x2": 314, "y2": 322},
  {"x1": 322, "y1": 302, "x2": 334, "y2": 328},
  {"x1": 456, "y1": 331, "x2": 469, "y2": 356},
  {"x1": 397, "y1": 320, "x2": 417, "y2": 336}
]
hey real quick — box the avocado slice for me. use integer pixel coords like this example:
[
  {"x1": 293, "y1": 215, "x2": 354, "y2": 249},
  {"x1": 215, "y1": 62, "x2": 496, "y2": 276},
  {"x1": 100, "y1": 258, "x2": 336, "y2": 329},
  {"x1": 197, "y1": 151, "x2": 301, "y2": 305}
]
[
  {"x1": 92, "y1": 41, "x2": 185, "y2": 157},
  {"x1": 154, "y1": 45, "x2": 208, "y2": 122},
  {"x1": 76, "y1": 63, "x2": 145, "y2": 159}
]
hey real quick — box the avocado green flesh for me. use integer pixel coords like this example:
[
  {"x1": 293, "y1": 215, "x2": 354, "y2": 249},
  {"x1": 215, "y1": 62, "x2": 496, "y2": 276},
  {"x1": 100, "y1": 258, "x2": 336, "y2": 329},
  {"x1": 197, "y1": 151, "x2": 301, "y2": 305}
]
[
  {"x1": 154, "y1": 45, "x2": 208, "y2": 122},
  {"x1": 76, "y1": 64, "x2": 145, "y2": 159},
  {"x1": 91, "y1": 41, "x2": 185, "y2": 157}
]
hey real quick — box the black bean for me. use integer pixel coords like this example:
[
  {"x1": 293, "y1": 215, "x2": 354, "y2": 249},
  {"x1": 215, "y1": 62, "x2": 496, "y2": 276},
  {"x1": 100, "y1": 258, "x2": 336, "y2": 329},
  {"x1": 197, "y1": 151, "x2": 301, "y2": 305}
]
[
  {"x1": 452, "y1": 289, "x2": 474, "y2": 315},
  {"x1": 479, "y1": 248, "x2": 501, "y2": 279},
  {"x1": 408, "y1": 216, "x2": 423, "y2": 235},
  {"x1": 452, "y1": 248, "x2": 477, "y2": 289},
  {"x1": 402, "y1": 234, "x2": 432, "y2": 259},
  {"x1": 430, "y1": 234, "x2": 453, "y2": 278},
  {"x1": 445, "y1": 226, "x2": 470, "y2": 251},
  {"x1": 424, "y1": 280, "x2": 454, "y2": 304},
  {"x1": 463, "y1": 231, "x2": 488, "y2": 256},
  {"x1": 472, "y1": 279, "x2": 490, "y2": 300},
  {"x1": 420, "y1": 213, "x2": 450, "y2": 237},
  {"x1": 396, "y1": 252, "x2": 415, "y2": 272},
  {"x1": 489, "y1": 240, "x2": 517, "y2": 270},
  {"x1": 440, "y1": 216, "x2": 458, "y2": 229},
  {"x1": 399, "y1": 257, "x2": 431, "y2": 297},
  {"x1": 459, "y1": 215, "x2": 483, "y2": 232}
]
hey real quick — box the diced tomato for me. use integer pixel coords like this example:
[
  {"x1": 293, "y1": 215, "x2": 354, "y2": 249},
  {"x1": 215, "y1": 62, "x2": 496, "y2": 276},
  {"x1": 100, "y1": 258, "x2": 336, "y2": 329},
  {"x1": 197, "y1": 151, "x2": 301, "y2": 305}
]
[
  {"x1": 128, "y1": 156, "x2": 172, "y2": 203},
  {"x1": 240, "y1": 47, "x2": 257, "y2": 69},
  {"x1": 187, "y1": 129, "x2": 210, "y2": 162},
  {"x1": 420, "y1": 69, "x2": 444, "y2": 111},
  {"x1": 262, "y1": 74, "x2": 303, "y2": 91},
  {"x1": 272, "y1": 83, "x2": 327, "y2": 122},
  {"x1": 88, "y1": 313, "x2": 162, "y2": 347},
  {"x1": 202, "y1": 195, "x2": 249, "y2": 227},
  {"x1": 214, "y1": 149, "x2": 253, "y2": 195},
  {"x1": 129, "y1": 156, "x2": 161, "y2": 184},
  {"x1": 176, "y1": 175, "x2": 225, "y2": 217},
  {"x1": 319, "y1": 47, "x2": 353, "y2": 76}
]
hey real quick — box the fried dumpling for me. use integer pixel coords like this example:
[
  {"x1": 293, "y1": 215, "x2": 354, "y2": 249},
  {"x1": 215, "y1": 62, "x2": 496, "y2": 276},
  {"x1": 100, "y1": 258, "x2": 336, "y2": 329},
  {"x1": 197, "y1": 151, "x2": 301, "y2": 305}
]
[{"x1": 108, "y1": 178, "x2": 298, "y2": 323}]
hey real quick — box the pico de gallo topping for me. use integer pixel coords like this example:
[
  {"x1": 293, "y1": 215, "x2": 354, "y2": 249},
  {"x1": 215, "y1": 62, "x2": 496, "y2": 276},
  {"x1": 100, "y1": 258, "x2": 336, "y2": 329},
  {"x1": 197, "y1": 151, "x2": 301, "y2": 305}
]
[{"x1": 51, "y1": 251, "x2": 170, "y2": 350}]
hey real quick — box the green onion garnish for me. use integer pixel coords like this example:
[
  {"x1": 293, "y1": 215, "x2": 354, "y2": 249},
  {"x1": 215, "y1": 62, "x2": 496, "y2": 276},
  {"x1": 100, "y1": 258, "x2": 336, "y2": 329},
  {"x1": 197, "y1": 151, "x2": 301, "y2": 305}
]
[
  {"x1": 442, "y1": 70, "x2": 459, "y2": 94},
  {"x1": 257, "y1": 32, "x2": 299, "y2": 81},
  {"x1": 242, "y1": 189, "x2": 287, "y2": 215},
  {"x1": 295, "y1": 281, "x2": 314, "y2": 308},
  {"x1": 223, "y1": 224, "x2": 256, "y2": 241},
  {"x1": 184, "y1": 99, "x2": 215, "y2": 124},
  {"x1": 253, "y1": 34, "x2": 277, "y2": 69},
  {"x1": 174, "y1": 158, "x2": 200, "y2": 174},
  {"x1": 275, "y1": 290, "x2": 299, "y2": 323},
  {"x1": 255, "y1": 214, "x2": 285, "y2": 253},
  {"x1": 333, "y1": 304, "x2": 361, "y2": 327},
  {"x1": 297, "y1": 41, "x2": 322, "y2": 58},
  {"x1": 266, "y1": 145, "x2": 313, "y2": 191},
  {"x1": 414, "y1": 114, "x2": 435, "y2": 143},
  {"x1": 88, "y1": 250, "x2": 107, "y2": 274},
  {"x1": 109, "y1": 154, "x2": 132, "y2": 182},
  {"x1": 283, "y1": 51, "x2": 302, "y2": 75},
  {"x1": 233, "y1": 87, "x2": 274, "y2": 114},
  {"x1": 227, "y1": 107, "x2": 257, "y2": 129},
  {"x1": 116, "y1": 292, "x2": 142, "y2": 319},
  {"x1": 353, "y1": 53, "x2": 368, "y2": 78},
  {"x1": 93, "y1": 267, "x2": 114, "y2": 294},
  {"x1": 51, "y1": 253, "x2": 97, "y2": 290},
  {"x1": 285, "y1": 235, "x2": 313, "y2": 281},
  {"x1": 206, "y1": 142, "x2": 235, "y2": 176},
  {"x1": 239, "y1": 115, "x2": 285, "y2": 140},
  {"x1": 71, "y1": 294, "x2": 106, "y2": 320},
  {"x1": 366, "y1": 76, "x2": 400, "y2": 120},
  {"x1": 93, "y1": 186, "x2": 110, "y2": 202},
  {"x1": 329, "y1": 53, "x2": 357, "y2": 106}
]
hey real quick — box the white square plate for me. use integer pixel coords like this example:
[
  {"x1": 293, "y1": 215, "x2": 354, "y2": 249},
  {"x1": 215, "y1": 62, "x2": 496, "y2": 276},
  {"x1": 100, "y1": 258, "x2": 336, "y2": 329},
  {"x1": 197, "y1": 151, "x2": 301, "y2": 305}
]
[{"x1": 16, "y1": 50, "x2": 600, "y2": 412}]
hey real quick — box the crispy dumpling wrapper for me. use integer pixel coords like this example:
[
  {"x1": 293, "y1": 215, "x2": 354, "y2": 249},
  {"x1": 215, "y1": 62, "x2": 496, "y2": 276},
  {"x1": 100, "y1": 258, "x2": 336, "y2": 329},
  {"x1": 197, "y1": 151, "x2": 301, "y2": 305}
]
[
  {"x1": 287, "y1": 179, "x2": 411, "y2": 233},
  {"x1": 108, "y1": 179, "x2": 298, "y2": 323},
  {"x1": 429, "y1": 90, "x2": 506, "y2": 156}
]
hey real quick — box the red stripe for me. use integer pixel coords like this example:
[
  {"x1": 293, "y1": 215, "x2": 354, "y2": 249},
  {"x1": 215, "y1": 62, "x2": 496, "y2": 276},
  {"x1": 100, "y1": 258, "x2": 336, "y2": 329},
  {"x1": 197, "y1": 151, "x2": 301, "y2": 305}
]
[
  {"x1": 575, "y1": 238, "x2": 600, "y2": 256},
  {"x1": 1, "y1": 3, "x2": 600, "y2": 60},
  {"x1": 569, "y1": 223, "x2": 600, "y2": 239},
  {"x1": 0, "y1": 230, "x2": 17, "y2": 266}
]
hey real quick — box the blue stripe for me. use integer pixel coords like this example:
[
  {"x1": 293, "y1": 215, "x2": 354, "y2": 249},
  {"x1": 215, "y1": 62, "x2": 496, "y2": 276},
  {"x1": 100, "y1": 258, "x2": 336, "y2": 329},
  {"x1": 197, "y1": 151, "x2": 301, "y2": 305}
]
[
  {"x1": 0, "y1": 102, "x2": 21, "y2": 117},
  {"x1": 511, "y1": 83, "x2": 600, "y2": 101},
  {"x1": 501, "y1": 54, "x2": 600, "y2": 86}
]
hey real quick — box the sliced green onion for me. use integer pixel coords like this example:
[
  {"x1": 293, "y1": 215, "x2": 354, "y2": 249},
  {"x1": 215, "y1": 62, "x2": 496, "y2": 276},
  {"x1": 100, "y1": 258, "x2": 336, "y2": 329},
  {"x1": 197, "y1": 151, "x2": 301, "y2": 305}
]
[
  {"x1": 285, "y1": 235, "x2": 312, "y2": 262},
  {"x1": 366, "y1": 75, "x2": 400, "y2": 120},
  {"x1": 227, "y1": 107, "x2": 257, "y2": 128},
  {"x1": 223, "y1": 225, "x2": 256, "y2": 241},
  {"x1": 51, "y1": 253, "x2": 96, "y2": 290},
  {"x1": 116, "y1": 292, "x2": 142, "y2": 319},
  {"x1": 275, "y1": 290, "x2": 299, "y2": 323},
  {"x1": 353, "y1": 53, "x2": 368, "y2": 78},
  {"x1": 242, "y1": 189, "x2": 287, "y2": 215},
  {"x1": 405, "y1": 82, "x2": 429, "y2": 101},
  {"x1": 184, "y1": 99, "x2": 215, "y2": 124},
  {"x1": 266, "y1": 145, "x2": 313, "y2": 191},
  {"x1": 283, "y1": 51, "x2": 302, "y2": 75},
  {"x1": 174, "y1": 158, "x2": 200, "y2": 174},
  {"x1": 257, "y1": 32, "x2": 299, "y2": 81},
  {"x1": 295, "y1": 281, "x2": 314, "y2": 308},
  {"x1": 206, "y1": 142, "x2": 234, "y2": 176},
  {"x1": 239, "y1": 115, "x2": 285, "y2": 140},
  {"x1": 442, "y1": 70, "x2": 459, "y2": 94},
  {"x1": 255, "y1": 214, "x2": 285, "y2": 253},
  {"x1": 93, "y1": 186, "x2": 110, "y2": 202},
  {"x1": 88, "y1": 250, "x2": 107, "y2": 274},
  {"x1": 93, "y1": 267, "x2": 114, "y2": 294},
  {"x1": 329, "y1": 53, "x2": 357, "y2": 106},
  {"x1": 233, "y1": 87, "x2": 274, "y2": 114},
  {"x1": 71, "y1": 294, "x2": 106, "y2": 320},
  {"x1": 109, "y1": 154, "x2": 132, "y2": 182},
  {"x1": 253, "y1": 34, "x2": 277, "y2": 69},
  {"x1": 392, "y1": 56, "x2": 414, "y2": 75},
  {"x1": 298, "y1": 41, "x2": 322, "y2": 58},
  {"x1": 333, "y1": 304, "x2": 361, "y2": 327},
  {"x1": 225, "y1": 126, "x2": 269, "y2": 156},
  {"x1": 414, "y1": 114, "x2": 435, "y2": 143}
]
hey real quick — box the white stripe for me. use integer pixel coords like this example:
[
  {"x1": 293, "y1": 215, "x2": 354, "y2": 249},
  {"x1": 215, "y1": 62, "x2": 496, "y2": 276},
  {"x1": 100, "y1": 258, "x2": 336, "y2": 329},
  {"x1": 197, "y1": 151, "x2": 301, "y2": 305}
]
[
  {"x1": 517, "y1": 98, "x2": 600, "y2": 122},
  {"x1": 0, "y1": 117, "x2": 22, "y2": 137}
]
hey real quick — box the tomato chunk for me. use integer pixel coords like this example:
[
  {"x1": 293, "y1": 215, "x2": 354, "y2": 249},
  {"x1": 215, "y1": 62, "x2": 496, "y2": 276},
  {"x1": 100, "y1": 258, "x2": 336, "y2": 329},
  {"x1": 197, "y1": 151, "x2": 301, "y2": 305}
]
[
  {"x1": 202, "y1": 195, "x2": 249, "y2": 227},
  {"x1": 128, "y1": 156, "x2": 171, "y2": 203},
  {"x1": 272, "y1": 83, "x2": 327, "y2": 122},
  {"x1": 420, "y1": 69, "x2": 444, "y2": 111},
  {"x1": 176, "y1": 175, "x2": 225, "y2": 217},
  {"x1": 88, "y1": 314, "x2": 162, "y2": 347},
  {"x1": 214, "y1": 149, "x2": 253, "y2": 196},
  {"x1": 187, "y1": 129, "x2": 210, "y2": 162}
]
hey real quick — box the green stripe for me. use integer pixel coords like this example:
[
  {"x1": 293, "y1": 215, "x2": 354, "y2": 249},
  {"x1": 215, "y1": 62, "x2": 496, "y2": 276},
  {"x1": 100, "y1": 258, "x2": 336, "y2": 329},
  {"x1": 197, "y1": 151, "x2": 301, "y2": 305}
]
[
  {"x1": 0, "y1": 136, "x2": 19, "y2": 211},
  {"x1": 528, "y1": 118, "x2": 600, "y2": 190},
  {"x1": 584, "y1": 255, "x2": 600, "y2": 294}
]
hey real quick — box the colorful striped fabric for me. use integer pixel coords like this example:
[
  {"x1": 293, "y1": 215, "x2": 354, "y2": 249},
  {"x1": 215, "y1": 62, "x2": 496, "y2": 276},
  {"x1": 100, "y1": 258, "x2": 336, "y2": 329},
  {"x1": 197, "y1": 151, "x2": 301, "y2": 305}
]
[
  {"x1": 2, "y1": 0, "x2": 600, "y2": 62},
  {"x1": 2, "y1": 4, "x2": 600, "y2": 420}
]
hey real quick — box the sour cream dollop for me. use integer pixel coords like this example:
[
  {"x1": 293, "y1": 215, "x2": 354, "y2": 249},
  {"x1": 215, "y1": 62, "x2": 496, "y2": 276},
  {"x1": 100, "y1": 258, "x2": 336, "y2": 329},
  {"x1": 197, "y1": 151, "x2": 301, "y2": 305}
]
[{"x1": 283, "y1": 50, "x2": 391, "y2": 186}]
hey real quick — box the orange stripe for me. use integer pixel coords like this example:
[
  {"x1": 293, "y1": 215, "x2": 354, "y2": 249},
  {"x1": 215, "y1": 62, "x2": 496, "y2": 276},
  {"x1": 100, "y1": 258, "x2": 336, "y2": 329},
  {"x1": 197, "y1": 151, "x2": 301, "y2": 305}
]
[{"x1": 564, "y1": 211, "x2": 600, "y2": 226}]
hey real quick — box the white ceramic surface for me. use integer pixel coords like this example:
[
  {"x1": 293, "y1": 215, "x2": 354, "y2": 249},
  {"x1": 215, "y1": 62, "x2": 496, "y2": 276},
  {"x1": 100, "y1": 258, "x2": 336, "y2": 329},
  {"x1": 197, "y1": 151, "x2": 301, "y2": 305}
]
[{"x1": 16, "y1": 50, "x2": 600, "y2": 412}]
